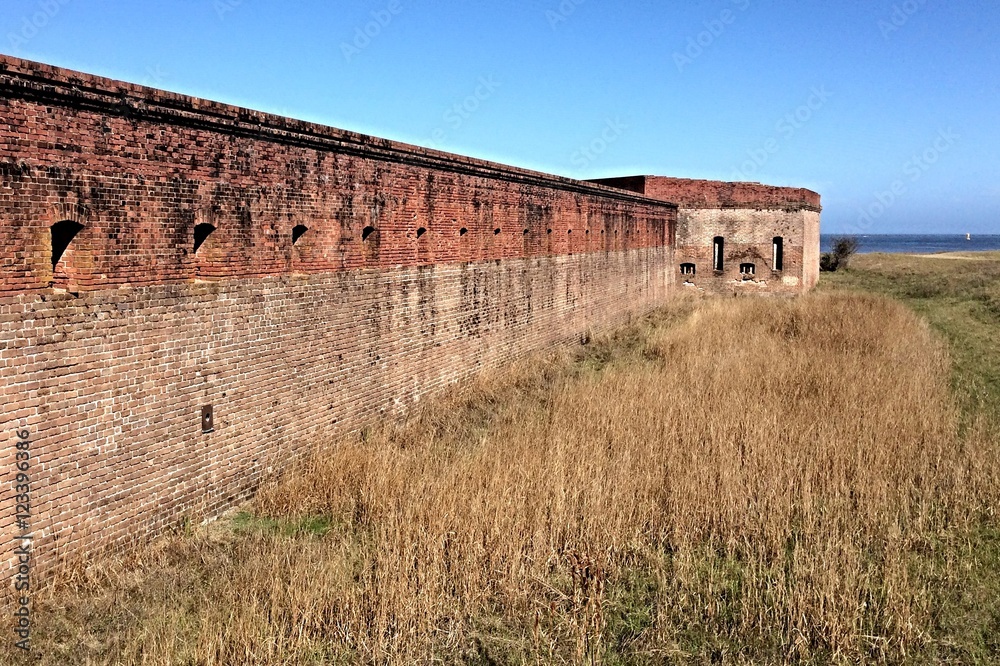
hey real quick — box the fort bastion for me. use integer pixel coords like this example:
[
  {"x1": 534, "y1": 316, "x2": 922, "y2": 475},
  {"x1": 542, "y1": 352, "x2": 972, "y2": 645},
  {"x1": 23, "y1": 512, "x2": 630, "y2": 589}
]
[{"x1": 0, "y1": 55, "x2": 819, "y2": 587}]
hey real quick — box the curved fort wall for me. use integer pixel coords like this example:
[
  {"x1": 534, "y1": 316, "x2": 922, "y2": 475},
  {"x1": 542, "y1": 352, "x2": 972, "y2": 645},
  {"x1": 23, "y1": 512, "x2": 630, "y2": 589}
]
[
  {"x1": 591, "y1": 176, "x2": 821, "y2": 294},
  {"x1": 0, "y1": 56, "x2": 677, "y2": 585}
]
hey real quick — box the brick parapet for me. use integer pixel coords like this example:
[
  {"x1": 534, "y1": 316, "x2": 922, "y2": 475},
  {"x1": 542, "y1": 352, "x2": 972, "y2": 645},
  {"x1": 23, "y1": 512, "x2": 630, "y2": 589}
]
[
  {"x1": 590, "y1": 175, "x2": 821, "y2": 212},
  {"x1": 0, "y1": 55, "x2": 672, "y2": 203},
  {"x1": 0, "y1": 54, "x2": 676, "y2": 296}
]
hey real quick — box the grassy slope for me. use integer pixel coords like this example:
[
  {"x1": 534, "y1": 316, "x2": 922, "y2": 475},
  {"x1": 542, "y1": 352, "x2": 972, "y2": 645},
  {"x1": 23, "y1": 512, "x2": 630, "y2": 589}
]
[
  {"x1": 5, "y1": 255, "x2": 999, "y2": 665},
  {"x1": 818, "y1": 252, "x2": 1000, "y2": 422},
  {"x1": 819, "y1": 252, "x2": 1000, "y2": 663}
]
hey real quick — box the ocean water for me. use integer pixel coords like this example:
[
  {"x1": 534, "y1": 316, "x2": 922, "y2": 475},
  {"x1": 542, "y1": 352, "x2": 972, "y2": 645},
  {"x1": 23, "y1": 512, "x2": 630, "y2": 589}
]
[{"x1": 820, "y1": 234, "x2": 1000, "y2": 255}]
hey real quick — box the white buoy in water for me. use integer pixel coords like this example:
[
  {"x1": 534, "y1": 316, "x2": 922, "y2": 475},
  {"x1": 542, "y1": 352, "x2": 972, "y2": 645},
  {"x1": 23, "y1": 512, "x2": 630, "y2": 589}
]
[{"x1": 967, "y1": 233, "x2": 972, "y2": 241}]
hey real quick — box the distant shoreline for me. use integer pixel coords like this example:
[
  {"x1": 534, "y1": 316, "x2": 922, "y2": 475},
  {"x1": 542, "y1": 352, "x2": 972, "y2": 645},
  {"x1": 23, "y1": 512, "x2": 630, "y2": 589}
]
[{"x1": 821, "y1": 234, "x2": 1000, "y2": 255}]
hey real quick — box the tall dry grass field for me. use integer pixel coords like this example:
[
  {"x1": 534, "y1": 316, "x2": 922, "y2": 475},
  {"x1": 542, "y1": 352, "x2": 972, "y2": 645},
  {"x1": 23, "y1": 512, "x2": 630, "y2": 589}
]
[{"x1": 14, "y1": 292, "x2": 1000, "y2": 664}]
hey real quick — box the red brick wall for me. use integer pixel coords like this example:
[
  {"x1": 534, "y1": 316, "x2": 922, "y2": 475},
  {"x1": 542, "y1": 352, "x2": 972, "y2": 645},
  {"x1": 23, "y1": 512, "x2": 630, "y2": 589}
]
[
  {"x1": 590, "y1": 176, "x2": 821, "y2": 295},
  {"x1": 674, "y1": 208, "x2": 820, "y2": 295},
  {"x1": 0, "y1": 58, "x2": 672, "y2": 295},
  {"x1": 0, "y1": 56, "x2": 676, "y2": 588},
  {"x1": 591, "y1": 175, "x2": 821, "y2": 210}
]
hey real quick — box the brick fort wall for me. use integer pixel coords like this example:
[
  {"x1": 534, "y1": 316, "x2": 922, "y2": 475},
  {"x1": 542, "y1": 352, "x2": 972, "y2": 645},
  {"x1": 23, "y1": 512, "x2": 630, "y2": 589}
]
[
  {"x1": 0, "y1": 56, "x2": 677, "y2": 588},
  {"x1": 591, "y1": 176, "x2": 821, "y2": 294}
]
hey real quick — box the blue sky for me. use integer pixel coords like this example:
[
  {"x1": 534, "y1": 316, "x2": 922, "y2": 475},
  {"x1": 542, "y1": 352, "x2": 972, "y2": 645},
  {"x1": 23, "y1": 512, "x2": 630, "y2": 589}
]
[{"x1": 3, "y1": 0, "x2": 998, "y2": 234}]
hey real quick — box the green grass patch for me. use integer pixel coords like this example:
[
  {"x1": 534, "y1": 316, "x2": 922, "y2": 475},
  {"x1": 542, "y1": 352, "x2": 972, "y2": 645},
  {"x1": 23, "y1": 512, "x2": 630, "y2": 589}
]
[{"x1": 229, "y1": 511, "x2": 333, "y2": 538}]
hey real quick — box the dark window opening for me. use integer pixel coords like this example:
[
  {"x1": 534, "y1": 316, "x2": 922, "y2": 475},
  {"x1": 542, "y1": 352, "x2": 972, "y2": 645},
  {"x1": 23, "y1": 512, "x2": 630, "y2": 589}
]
[
  {"x1": 547, "y1": 228, "x2": 553, "y2": 234},
  {"x1": 680, "y1": 263, "x2": 696, "y2": 276},
  {"x1": 523, "y1": 229, "x2": 529, "y2": 235},
  {"x1": 459, "y1": 228, "x2": 468, "y2": 236},
  {"x1": 567, "y1": 229, "x2": 573, "y2": 234},
  {"x1": 362, "y1": 226, "x2": 376, "y2": 241},
  {"x1": 416, "y1": 227, "x2": 427, "y2": 238},
  {"x1": 201, "y1": 405, "x2": 214, "y2": 434},
  {"x1": 193, "y1": 223, "x2": 216, "y2": 254},
  {"x1": 740, "y1": 263, "x2": 756, "y2": 276},
  {"x1": 713, "y1": 237, "x2": 725, "y2": 271},
  {"x1": 292, "y1": 225, "x2": 309, "y2": 244},
  {"x1": 772, "y1": 236, "x2": 784, "y2": 271},
  {"x1": 51, "y1": 220, "x2": 84, "y2": 269},
  {"x1": 493, "y1": 228, "x2": 501, "y2": 235}
]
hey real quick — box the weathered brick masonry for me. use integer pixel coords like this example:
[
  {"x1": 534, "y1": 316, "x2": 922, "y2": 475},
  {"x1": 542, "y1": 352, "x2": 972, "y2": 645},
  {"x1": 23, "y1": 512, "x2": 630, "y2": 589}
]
[
  {"x1": 591, "y1": 176, "x2": 821, "y2": 294},
  {"x1": 0, "y1": 55, "x2": 822, "y2": 590},
  {"x1": 0, "y1": 56, "x2": 678, "y2": 587}
]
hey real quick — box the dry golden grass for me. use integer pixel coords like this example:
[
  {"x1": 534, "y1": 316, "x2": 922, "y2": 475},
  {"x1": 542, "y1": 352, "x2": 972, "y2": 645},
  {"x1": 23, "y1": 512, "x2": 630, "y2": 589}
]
[{"x1": 11, "y1": 292, "x2": 1000, "y2": 664}]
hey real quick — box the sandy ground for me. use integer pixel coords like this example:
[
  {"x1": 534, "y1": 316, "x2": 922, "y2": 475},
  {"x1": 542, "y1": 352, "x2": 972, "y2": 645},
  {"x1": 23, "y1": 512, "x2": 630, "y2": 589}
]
[{"x1": 908, "y1": 252, "x2": 1000, "y2": 260}]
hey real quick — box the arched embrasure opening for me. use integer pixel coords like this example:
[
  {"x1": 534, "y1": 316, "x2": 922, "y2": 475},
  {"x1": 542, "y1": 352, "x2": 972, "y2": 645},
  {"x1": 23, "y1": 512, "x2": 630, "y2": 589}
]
[
  {"x1": 51, "y1": 220, "x2": 85, "y2": 270},
  {"x1": 193, "y1": 223, "x2": 216, "y2": 254},
  {"x1": 292, "y1": 225, "x2": 309, "y2": 244}
]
